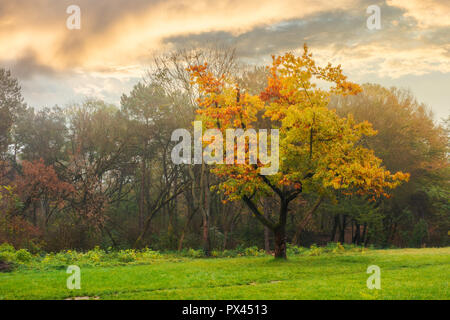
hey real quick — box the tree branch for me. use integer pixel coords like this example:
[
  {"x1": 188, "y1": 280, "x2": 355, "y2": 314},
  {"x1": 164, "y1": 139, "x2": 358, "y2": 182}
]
[{"x1": 242, "y1": 195, "x2": 276, "y2": 230}]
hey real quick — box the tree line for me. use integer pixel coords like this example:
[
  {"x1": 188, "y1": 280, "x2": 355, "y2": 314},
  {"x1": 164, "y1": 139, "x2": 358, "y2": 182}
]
[{"x1": 0, "y1": 47, "x2": 448, "y2": 257}]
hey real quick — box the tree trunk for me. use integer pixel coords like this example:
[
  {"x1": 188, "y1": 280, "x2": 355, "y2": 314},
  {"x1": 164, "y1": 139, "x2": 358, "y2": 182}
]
[
  {"x1": 178, "y1": 187, "x2": 196, "y2": 251},
  {"x1": 138, "y1": 157, "x2": 146, "y2": 233},
  {"x1": 178, "y1": 207, "x2": 194, "y2": 251},
  {"x1": 202, "y1": 209, "x2": 210, "y2": 255},
  {"x1": 241, "y1": 193, "x2": 289, "y2": 259},
  {"x1": 274, "y1": 226, "x2": 286, "y2": 259},
  {"x1": 330, "y1": 215, "x2": 338, "y2": 242},
  {"x1": 362, "y1": 223, "x2": 368, "y2": 246},
  {"x1": 339, "y1": 214, "x2": 346, "y2": 243},
  {"x1": 264, "y1": 198, "x2": 270, "y2": 253},
  {"x1": 274, "y1": 200, "x2": 288, "y2": 259},
  {"x1": 223, "y1": 229, "x2": 228, "y2": 250},
  {"x1": 264, "y1": 226, "x2": 270, "y2": 253},
  {"x1": 353, "y1": 222, "x2": 361, "y2": 245},
  {"x1": 201, "y1": 170, "x2": 211, "y2": 256}
]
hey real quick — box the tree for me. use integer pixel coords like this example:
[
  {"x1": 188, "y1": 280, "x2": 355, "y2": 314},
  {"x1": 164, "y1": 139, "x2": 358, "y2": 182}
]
[
  {"x1": 150, "y1": 46, "x2": 238, "y2": 254},
  {"x1": 14, "y1": 106, "x2": 68, "y2": 166},
  {"x1": 188, "y1": 46, "x2": 409, "y2": 258},
  {"x1": 64, "y1": 100, "x2": 131, "y2": 229},
  {"x1": 331, "y1": 84, "x2": 449, "y2": 246},
  {"x1": 321, "y1": 193, "x2": 383, "y2": 245},
  {"x1": 331, "y1": 84, "x2": 447, "y2": 175},
  {"x1": 0, "y1": 69, "x2": 26, "y2": 155},
  {"x1": 15, "y1": 159, "x2": 74, "y2": 228},
  {"x1": 0, "y1": 184, "x2": 40, "y2": 249}
]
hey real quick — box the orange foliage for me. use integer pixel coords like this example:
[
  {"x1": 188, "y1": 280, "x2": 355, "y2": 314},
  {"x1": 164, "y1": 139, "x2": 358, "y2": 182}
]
[{"x1": 188, "y1": 45, "x2": 409, "y2": 202}]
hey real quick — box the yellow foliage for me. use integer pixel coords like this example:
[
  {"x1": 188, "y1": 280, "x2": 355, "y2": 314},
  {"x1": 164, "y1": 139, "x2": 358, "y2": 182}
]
[{"x1": 188, "y1": 45, "x2": 409, "y2": 201}]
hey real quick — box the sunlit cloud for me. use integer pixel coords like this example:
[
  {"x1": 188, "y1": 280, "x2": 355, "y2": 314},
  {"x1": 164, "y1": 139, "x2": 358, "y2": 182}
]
[
  {"x1": 387, "y1": 0, "x2": 450, "y2": 28},
  {"x1": 308, "y1": 44, "x2": 450, "y2": 79},
  {"x1": 0, "y1": 0, "x2": 448, "y2": 119},
  {"x1": 0, "y1": 0, "x2": 358, "y2": 74}
]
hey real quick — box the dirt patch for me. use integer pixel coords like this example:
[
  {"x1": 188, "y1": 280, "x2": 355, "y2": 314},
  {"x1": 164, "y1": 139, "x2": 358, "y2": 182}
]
[{"x1": 65, "y1": 296, "x2": 100, "y2": 300}]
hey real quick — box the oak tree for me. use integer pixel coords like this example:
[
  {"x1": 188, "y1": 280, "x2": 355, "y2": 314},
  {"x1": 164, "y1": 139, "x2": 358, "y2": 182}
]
[{"x1": 188, "y1": 46, "x2": 409, "y2": 258}]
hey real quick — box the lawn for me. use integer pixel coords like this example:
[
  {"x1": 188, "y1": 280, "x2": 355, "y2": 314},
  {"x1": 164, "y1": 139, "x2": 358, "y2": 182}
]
[{"x1": 0, "y1": 247, "x2": 448, "y2": 300}]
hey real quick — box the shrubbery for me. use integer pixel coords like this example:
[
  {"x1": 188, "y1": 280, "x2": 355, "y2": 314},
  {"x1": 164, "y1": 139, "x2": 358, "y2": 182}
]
[
  {"x1": 287, "y1": 242, "x2": 367, "y2": 257},
  {"x1": 0, "y1": 242, "x2": 370, "y2": 272}
]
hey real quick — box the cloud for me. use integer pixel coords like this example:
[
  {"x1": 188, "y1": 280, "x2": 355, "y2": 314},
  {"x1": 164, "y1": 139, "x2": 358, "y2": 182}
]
[
  {"x1": 0, "y1": 0, "x2": 448, "y2": 119},
  {"x1": 387, "y1": 0, "x2": 450, "y2": 28},
  {"x1": 311, "y1": 44, "x2": 450, "y2": 79},
  {"x1": 1, "y1": 0, "x2": 448, "y2": 80},
  {"x1": 0, "y1": 0, "x2": 359, "y2": 73},
  {"x1": 0, "y1": 50, "x2": 56, "y2": 79},
  {"x1": 163, "y1": 3, "x2": 450, "y2": 78},
  {"x1": 19, "y1": 72, "x2": 140, "y2": 109}
]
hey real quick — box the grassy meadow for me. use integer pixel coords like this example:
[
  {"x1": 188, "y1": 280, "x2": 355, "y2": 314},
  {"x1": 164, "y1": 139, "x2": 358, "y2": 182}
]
[{"x1": 0, "y1": 246, "x2": 448, "y2": 300}]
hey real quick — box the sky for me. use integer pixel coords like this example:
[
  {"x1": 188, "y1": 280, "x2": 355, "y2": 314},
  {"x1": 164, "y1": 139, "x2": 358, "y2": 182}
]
[{"x1": 0, "y1": 0, "x2": 449, "y2": 120}]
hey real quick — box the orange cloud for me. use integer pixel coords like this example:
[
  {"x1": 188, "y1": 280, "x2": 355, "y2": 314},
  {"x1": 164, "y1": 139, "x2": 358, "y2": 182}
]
[
  {"x1": 0, "y1": 0, "x2": 357, "y2": 73},
  {"x1": 387, "y1": 0, "x2": 450, "y2": 28}
]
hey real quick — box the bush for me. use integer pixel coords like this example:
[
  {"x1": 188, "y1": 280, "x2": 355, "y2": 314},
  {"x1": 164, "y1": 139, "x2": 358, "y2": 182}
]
[
  {"x1": 15, "y1": 249, "x2": 32, "y2": 262},
  {"x1": 185, "y1": 248, "x2": 205, "y2": 258},
  {"x1": 287, "y1": 243, "x2": 308, "y2": 255},
  {"x1": 325, "y1": 242, "x2": 346, "y2": 254},
  {"x1": 140, "y1": 248, "x2": 162, "y2": 260},
  {"x1": 0, "y1": 243, "x2": 372, "y2": 271},
  {"x1": 308, "y1": 244, "x2": 323, "y2": 256},
  {"x1": 0, "y1": 243, "x2": 15, "y2": 253},
  {"x1": 117, "y1": 249, "x2": 136, "y2": 263},
  {"x1": 0, "y1": 250, "x2": 15, "y2": 263},
  {"x1": 243, "y1": 246, "x2": 266, "y2": 257},
  {"x1": 0, "y1": 244, "x2": 17, "y2": 272}
]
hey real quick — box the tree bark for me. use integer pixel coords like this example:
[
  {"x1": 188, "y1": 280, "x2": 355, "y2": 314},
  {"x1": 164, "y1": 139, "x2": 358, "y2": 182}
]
[
  {"x1": 223, "y1": 229, "x2": 228, "y2": 250},
  {"x1": 242, "y1": 190, "x2": 292, "y2": 259},
  {"x1": 274, "y1": 199, "x2": 288, "y2": 259},
  {"x1": 330, "y1": 215, "x2": 339, "y2": 242},
  {"x1": 274, "y1": 226, "x2": 286, "y2": 259},
  {"x1": 352, "y1": 222, "x2": 361, "y2": 245},
  {"x1": 264, "y1": 226, "x2": 270, "y2": 253},
  {"x1": 362, "y1": 223, "x2": 368, "y2": 246},
  {"x1": 339, "y1": 214, "x2": 347, "y2": 243},
  {"x1": 202, "y1": 210, "x2": 210, "y2": 255},
  {"x1": 178, "y1": 203, "x2": 196, "y2": 251},
  {"x1": 138, "y1": 155, "x2": 146, "y2": 233},
  {"x1": 201, "y1": 169, "x2": 211, "y2": 256},
  {"x1": 263, "y1": 198, "x2": 270, "y2": 253}
]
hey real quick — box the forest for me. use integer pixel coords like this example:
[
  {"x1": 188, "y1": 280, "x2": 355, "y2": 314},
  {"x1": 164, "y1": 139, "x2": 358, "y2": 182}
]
[{"x1": 0, "y1": 46, "x2": 449, "y2": 258}]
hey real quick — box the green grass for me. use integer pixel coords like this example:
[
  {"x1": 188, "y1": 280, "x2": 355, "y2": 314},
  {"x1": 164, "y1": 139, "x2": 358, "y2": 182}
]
[{"x1": 0, "y1": 247, "x2": 448, "y2": 300}]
